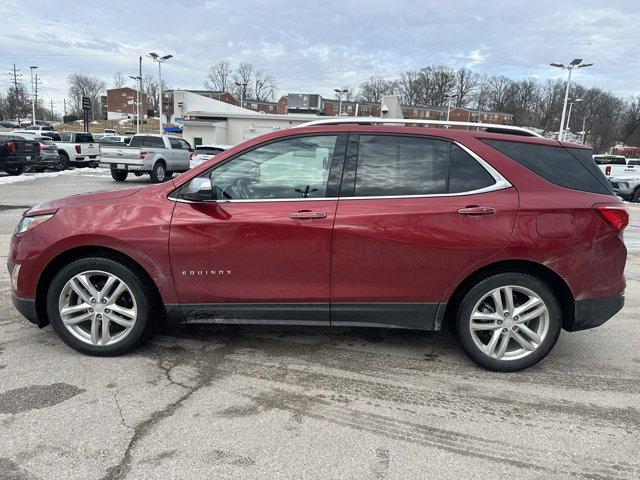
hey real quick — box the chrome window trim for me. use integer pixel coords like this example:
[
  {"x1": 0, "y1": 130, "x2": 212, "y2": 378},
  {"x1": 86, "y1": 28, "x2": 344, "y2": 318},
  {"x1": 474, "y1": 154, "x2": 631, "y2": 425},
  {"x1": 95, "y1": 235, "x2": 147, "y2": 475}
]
[{"x1": 169, "y1": 140, "x2": 511, "y2": 204}]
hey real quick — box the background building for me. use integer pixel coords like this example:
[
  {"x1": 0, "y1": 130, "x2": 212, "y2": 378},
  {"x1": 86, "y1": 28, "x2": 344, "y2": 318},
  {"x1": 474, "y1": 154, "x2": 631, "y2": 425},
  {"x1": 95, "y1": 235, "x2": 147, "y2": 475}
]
[{"x1": 106, "y1": 87, "x2": 149, "y2": 121}]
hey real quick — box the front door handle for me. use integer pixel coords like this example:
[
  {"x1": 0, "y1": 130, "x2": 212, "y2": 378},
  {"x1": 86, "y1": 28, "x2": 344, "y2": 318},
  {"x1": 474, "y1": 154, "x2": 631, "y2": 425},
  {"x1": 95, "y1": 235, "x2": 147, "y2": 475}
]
[
  {"x1": 289, "y1": 211, "x2": 327, "y2": 220},
  {"x1": 457, "y1": 206, "x2": 496, "y2": 215}
]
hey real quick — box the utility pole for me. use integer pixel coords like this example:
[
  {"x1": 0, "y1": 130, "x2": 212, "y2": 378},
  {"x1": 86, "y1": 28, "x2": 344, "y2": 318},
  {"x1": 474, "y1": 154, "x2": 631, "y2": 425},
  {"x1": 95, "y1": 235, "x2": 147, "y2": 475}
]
[
  {"x1": 63, "y1": 98, "x2": 67, "y2": 116},
  {"x1": 30, "y1": 66, "x2": 38, "y2": 125},
  {"x1": 9, "y1": 64, "x2": 22, "y2": 123},
  {"x1": 34, "y1": 73, "x2": 39, "y2": 123},
  {"x1": 50, "y1": 99, "x2": 54, "y2": 121}
]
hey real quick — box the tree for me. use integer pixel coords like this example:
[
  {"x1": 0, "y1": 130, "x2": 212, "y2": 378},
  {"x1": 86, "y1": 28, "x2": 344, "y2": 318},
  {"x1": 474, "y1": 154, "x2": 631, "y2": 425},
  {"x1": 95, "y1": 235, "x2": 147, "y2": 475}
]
[
  {"x1": 1, "y1": 83, "x2": 31, "y2": 121},
  {"x1": 112, "y1": 72, "x2": 126, "y2": 89},
  {"x1": 141, "y1": 74, "x2": 167, "y2": 114},
  {"x1": 232, "y1": 62, "x2": 255, "y2": 102},
  {"x1": 397, "y1": 70, "x2": 421, "y2": 105},
  {"x1": 621, "y1": 96, "x2": 640, "y2": 146},
  {"x1": 67, "y1": 74, "x2": 106, "y2": 120},
  {"x1": 204, "y1": 60, "x2": 232, "y2": 92},
  {"x1": 254, "y1": 68, "x2": 277, "y2": 101},
  {"x1": 454, "y1": 68, "x2": 480, "y2": 107},
  {"x1": 357, "y1": 76, "x2": 395, "y2": 103}
]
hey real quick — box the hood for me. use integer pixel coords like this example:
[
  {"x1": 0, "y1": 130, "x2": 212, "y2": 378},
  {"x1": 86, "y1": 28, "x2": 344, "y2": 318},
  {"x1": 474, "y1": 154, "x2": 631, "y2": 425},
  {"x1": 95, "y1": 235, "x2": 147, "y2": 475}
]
[{"x1": 27, "y1": 188, "x2": 142, "y2": 216}]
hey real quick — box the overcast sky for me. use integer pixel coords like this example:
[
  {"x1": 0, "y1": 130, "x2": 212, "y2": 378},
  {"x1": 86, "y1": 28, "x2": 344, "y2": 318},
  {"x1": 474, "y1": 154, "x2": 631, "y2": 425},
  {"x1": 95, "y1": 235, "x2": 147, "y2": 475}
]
[{"x1": 1, "y1": 0, "x2": 638, "y2": 114}]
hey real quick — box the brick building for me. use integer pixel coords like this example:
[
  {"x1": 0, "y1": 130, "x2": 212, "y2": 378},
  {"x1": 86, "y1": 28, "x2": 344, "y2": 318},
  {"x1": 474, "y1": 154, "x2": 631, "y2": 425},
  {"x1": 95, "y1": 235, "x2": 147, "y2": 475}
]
[{"x1": 106, "y1": 87, "x2": 149, "y2": 121}]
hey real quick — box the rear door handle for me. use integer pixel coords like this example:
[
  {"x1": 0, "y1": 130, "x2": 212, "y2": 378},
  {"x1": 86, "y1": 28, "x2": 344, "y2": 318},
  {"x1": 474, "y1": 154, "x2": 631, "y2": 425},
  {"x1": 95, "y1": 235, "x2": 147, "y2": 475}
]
[
  {"x1": 457, "y1": 206, "x2": 496, "y2": 215},
  {"x1": 289, "y1": 211, "x2": 327, "y2": 220}
]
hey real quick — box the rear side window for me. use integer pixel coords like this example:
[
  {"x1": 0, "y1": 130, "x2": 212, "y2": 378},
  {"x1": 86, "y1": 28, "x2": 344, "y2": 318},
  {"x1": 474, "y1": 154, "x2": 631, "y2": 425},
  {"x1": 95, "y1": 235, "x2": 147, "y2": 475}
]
[
  {"x1": 144, "y1": 136, "x2": 165, "y2": 148},
  {"x1": 355, "y1": 135, "x2": 448, "y2": 196},
  {"x1": 448, "y1": 144, "x2": 496, "y2": 193},
  {"x1": 484, "y1": 140, "x2": 613, "y2": 195}
]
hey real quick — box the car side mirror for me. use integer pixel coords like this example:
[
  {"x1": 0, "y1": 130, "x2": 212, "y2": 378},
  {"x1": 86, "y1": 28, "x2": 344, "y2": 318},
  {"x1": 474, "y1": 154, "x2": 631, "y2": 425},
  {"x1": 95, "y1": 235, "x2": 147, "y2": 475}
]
[{"x1": 181, "y1": 177, "x2": 212, "y2": 202}]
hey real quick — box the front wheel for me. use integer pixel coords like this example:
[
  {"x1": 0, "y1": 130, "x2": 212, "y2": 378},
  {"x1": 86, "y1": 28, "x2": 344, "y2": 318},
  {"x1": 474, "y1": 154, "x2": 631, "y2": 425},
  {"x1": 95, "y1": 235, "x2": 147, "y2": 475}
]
[
  {"x1": 454, "y1": 273, "x2": 561, "y2": 372},
  {"x1": 632, "y1": 188, "x2": 640, "y2": 203},
  {"x1": 111, "y1": 169, "x2": 128, "y2": 182},
  {"x1": 46, "y1": 257, "x2": 154, "y2": 356}
]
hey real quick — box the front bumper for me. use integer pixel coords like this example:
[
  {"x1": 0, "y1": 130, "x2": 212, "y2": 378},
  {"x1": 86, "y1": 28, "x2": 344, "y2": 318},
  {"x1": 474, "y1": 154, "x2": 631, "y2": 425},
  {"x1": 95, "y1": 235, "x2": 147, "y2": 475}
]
[
  {"x1": 11, "y1": 294, "x2": 39, "y2": 326},
  {"x1": 565, "y1": 296, "x2": 624, "y2": 331}
]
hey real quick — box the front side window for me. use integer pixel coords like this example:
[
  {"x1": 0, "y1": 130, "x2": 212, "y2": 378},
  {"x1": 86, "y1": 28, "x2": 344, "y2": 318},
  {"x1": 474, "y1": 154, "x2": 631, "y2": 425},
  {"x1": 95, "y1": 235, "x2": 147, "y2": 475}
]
[
  {"x1": 181, "y1": 135, "x2": 337, "y2": 201},
  {"x1": 169, "y1": 138, "x2": 181, "y2": 149},
  {"x1": 355, "y1": 135, "x2": 448, "y2": 196}
]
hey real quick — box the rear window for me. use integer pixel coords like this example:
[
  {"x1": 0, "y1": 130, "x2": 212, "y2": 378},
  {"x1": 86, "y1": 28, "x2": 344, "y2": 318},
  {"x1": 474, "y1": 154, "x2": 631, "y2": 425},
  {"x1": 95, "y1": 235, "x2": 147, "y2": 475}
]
[
  {"x1": 484, "y1": 140, "x2": 613, "y2": 195},
  {"x1": 129, "y1": 136, "x2": 144, "y2": 147},
  {"x1": 39, "y1": 138, "x2": 54, "y2": 145},
  {"x1": 593, "y1": 156, "x2": 625, "y2": 165},
  {"x1": 75, "y1": 133, "x2": 94, "y2": 143},
  {"x1": 195, "y1": 147, "x2": 224, "y2": 156}
]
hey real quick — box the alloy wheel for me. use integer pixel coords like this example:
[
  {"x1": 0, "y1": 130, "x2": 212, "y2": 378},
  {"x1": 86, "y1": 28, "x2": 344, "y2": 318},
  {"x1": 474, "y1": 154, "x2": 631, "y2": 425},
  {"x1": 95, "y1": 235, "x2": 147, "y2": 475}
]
[
  {"x1": 58, "y1": 270, "x2": 137, "y2": 346},
  {"x1": 469, "y1": 285, "x2": 549, "y2": 361}
]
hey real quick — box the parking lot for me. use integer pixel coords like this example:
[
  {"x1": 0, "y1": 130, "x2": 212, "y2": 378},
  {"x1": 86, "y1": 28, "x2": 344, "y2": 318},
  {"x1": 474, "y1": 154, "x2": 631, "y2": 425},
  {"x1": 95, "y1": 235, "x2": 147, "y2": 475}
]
[{"x1": 0, "y1": 169, "x2": 639, "y2": 479}]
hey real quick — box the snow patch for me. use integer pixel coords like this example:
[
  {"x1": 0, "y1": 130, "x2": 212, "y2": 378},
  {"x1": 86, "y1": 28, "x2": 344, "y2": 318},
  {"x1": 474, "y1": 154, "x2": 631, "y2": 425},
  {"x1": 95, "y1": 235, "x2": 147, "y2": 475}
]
[{"x1": 0, "y1": 168, "x2": 110, "y2": 186}]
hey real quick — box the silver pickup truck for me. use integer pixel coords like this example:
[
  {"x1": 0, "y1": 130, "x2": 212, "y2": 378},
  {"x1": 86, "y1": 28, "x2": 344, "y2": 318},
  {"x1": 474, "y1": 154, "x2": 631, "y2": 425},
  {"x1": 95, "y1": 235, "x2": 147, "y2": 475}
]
[{"x1": 101, "y1": 134, "x2": 193, "y2": 182}]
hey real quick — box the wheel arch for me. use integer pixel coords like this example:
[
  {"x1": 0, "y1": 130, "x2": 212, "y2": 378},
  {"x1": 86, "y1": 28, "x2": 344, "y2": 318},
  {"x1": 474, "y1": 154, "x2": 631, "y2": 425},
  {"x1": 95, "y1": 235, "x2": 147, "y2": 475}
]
[
  {"x1": 441, "y1": 259, "x2": 575, "y2": 331},
  {"x1": 35, "y1": 245, "x2": 164, "y2": 328}
]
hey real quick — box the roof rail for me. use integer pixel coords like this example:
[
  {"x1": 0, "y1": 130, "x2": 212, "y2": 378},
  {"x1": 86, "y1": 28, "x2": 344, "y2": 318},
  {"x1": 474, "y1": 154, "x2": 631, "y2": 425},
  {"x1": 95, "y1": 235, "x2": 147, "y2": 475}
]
[{"x1": 294, "y1": 117, "x2": 543, "y2": 138}]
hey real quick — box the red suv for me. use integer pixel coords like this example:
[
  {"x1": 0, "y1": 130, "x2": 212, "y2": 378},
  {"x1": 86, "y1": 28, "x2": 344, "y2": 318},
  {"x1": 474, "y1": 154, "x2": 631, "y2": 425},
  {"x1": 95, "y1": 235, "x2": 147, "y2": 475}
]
[{"x1": 8, "y1": 121, "x2": 627, "y2": 371}]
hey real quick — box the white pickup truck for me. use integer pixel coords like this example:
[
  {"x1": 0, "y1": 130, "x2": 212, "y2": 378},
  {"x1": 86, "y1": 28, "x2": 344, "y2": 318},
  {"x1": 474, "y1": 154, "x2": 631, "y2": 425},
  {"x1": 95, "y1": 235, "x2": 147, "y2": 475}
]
[
  {"x1": 593, "y1": 154, "x2": 637, "y2": 178},
  {"x1": 101, "y1": 134, "x2": 193, "y2": 182},
  {"x1": 57, "y1": 132, "x2": 101, "y2": 168}
]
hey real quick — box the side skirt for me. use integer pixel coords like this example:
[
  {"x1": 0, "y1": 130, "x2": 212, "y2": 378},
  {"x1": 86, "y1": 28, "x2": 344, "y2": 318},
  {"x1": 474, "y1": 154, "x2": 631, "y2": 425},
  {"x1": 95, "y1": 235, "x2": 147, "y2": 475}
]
[{"x1": 165, "y1": 302, "x2": 443, "y2": 331}]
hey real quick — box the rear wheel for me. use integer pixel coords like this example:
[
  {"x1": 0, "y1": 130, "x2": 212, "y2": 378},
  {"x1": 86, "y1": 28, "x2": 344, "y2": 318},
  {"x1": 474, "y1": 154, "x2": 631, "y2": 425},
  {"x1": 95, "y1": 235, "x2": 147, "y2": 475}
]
[
  {"x1": 46, "y1": 257, "x2": 154, "y2": 356},
  {"x1": 111, "y1": 169, "x2": 128, "y2": 182},
  {"x1": 150, "y1": 162, "x2": 167, "y2": 183},
  {"x1": 454, "y1": 273, "x2": 561, "y2": 372},
  {"x1": 4, "y1": 166, "x2": 24, "y2": 176},
  {"x1": 632, "y1": 188, "x2": 640, "y2": 203}
]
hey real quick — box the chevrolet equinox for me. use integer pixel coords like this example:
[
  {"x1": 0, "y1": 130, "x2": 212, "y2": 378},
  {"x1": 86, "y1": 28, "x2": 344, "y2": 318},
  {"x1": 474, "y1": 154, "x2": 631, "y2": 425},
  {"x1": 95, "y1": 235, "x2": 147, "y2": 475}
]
[{"x1": 8, "y1": 120, "x2": 627, "y2": 371}]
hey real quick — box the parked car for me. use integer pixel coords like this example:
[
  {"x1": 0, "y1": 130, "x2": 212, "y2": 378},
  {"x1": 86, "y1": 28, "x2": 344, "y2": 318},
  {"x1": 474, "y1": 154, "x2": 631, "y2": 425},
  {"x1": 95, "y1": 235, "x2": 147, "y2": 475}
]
[
  {"x1": 10, "y1": 132, "x2": 63, "y2": 171},
  {"x1": 22, "y1": 125, "x2": 54, "y2": 132},
  {"x1": 0, "y1": 133, "x2": 40, "y2": 175},
  {"x1": 96, "y1": 135, "x2": 130, "y2": 146},
  {"x1": 593, "y1": 154, "x2": 636, "y2": 178},
  {"x1": 57, "y1": 132, "x2": 101, "y2": 168},
  {"x1": 0, "y1": 120, "x2": 20, "y2": 129},
  {"x1": 100, "y1": 134, "x2": 192, "y2": 182},
  {"x1": 190, "y1": 144, "x2": 232, "y2": 168},
  {"x1": 8, "y1": 121, "x2": 627, "y2": 371}
]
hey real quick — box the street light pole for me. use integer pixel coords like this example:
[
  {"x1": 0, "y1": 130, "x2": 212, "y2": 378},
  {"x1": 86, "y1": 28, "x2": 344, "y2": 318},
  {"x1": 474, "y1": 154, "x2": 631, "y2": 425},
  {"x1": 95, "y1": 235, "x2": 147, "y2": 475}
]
[
  {"x1": 565, "y1": 98, "x2": 582, "y2": 140},
  {"x1": 149, "y1": 52, "x2": 173, "y2": 134},
  {"x1": 445, "y1": 94, "x2": 457, "y2": 126},
  {"x1": 129, "y1": 75, "x2": 142, "y2": 134},
  {"x1": 334, "y1": 88, "x2": 348, "y2": 116},
  {"x1": 235, "y1": 81, "x2": 247, "y2": 109},
  {"x1": 550, "y1": 59, "x2": 593, "y2": 140},
  {"x1": 29, "y1": 66, "x2": 38, "y2": 125}
]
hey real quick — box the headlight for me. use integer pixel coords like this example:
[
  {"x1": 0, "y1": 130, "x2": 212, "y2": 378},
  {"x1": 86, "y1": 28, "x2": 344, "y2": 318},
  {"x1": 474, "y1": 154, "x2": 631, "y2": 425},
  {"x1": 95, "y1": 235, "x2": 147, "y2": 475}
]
[{"x1": 15, "y1": 214, "x2": 54, "y2": 234}]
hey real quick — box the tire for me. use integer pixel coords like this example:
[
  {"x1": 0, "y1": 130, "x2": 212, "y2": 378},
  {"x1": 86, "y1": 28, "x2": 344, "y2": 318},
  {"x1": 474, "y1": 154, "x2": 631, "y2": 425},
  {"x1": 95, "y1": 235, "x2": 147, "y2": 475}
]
[
  {"x1": 111, "y1": 169, "x2": 128, "y2": 182},
  {"x1": 5, "y1": 165, "x2": 24, "y2": 176},
  {"x1": 56, "y1": 152, "x2": 70, "y2": 171},
  {"x1": 632, "y1": 188, "x2": 640, "y2": 203},
  {"x1": 46, "y1": 256, "x2": 155, "y2": 356},
  {"x1": 454, "y1": 272, "x2": 561, "y2": 372},
  {"x1": 149, "y1": 161, "x2": 168, "y2": 183}
]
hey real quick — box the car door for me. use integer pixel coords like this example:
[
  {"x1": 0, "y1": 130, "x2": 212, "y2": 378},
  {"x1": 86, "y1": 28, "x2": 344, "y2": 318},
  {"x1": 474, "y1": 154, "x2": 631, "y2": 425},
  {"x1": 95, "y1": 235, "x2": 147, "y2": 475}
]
[
  {"x1": 330, "y1": 133, "x2": 518, "y2": 329},
  {"x1": 168, "y1": 137, "x2": 182, "y2": 171},
  {"x1": 169, "y1": 133, "x2": 347, "y2": 324}
]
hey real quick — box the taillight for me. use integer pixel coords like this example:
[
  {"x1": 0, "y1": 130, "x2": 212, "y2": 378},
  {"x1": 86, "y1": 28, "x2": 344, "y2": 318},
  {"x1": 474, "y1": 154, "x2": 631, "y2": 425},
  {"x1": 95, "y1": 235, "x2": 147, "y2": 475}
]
[
  {"x1": 594, "y1": 203, "x2": 629, "y2": 233},
  {"x1": 6, "y1": 141, "x2": 16, "y2": 153},
  {"x1": 605, "y1": 165, "x2": 611, "y2": 175},
  {"x1": 75, "y1": 144, "x2": 81, "y2": 154},
  {"x1": 40, "y1": 143, "x2": 46, "y2": 152},
  {"x1": 139, "y1": 151, "x2": 147, "y2": 159}
]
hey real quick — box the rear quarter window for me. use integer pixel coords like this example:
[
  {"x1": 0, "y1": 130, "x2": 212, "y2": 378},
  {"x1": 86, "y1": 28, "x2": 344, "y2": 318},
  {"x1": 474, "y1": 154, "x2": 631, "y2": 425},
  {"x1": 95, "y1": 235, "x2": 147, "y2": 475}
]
[{"x1": 483, "y1": 140, "x2": 613, "y2": 195}]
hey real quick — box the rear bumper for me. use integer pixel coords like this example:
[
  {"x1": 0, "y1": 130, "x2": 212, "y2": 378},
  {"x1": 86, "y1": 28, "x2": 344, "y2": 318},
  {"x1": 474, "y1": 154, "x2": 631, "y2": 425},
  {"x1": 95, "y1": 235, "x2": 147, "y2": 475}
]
[
  {"x1": 565, "y1": 296, "x2": 624, "y2": 332},
  {"x1": 12, "y1": 294, "x2": 39, "y2": 326}
]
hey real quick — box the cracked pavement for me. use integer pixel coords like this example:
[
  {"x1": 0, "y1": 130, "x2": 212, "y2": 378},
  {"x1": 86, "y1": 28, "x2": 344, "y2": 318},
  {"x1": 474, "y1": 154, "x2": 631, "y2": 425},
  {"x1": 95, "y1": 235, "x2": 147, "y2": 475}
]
[{"x1": 0, "y1": 170, "x2": 639, "y2": 479}]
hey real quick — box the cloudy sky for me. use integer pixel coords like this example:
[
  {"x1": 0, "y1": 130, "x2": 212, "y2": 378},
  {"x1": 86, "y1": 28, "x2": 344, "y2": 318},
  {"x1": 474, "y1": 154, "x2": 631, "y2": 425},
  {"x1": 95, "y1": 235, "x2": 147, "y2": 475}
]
[{"x1": 1, "y1": 0, "x2": 638, "y2": 114}]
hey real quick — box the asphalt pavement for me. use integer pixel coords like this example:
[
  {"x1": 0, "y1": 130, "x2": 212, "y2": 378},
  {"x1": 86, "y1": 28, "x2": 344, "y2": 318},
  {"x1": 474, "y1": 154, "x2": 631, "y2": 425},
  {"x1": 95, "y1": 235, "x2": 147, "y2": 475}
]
[{"x1": 0, "y1": 169, "x2": 639, "y2": 480}]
